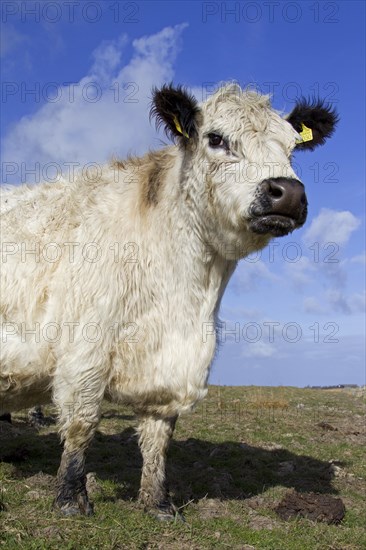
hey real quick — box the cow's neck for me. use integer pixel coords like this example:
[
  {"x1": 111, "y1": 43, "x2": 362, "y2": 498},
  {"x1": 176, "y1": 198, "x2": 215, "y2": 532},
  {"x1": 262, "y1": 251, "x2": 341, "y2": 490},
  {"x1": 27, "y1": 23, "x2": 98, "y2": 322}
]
[{"x1": 145, "y1": 147, "x2": 237, "y2": 314}]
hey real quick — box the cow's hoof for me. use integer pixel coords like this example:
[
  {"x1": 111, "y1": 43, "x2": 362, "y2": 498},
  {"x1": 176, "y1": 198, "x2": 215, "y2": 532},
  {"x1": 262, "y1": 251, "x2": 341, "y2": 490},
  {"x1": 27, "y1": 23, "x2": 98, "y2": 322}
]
[
  {"x1": 53, "y1": 497, "x2": 94, "y2": 516},
  {"x1": 59, "y1": 504, "x2": 83, "y2": 516},
  {"x1": 149, "y1": 502, "x2": 185, "y2": 522}
]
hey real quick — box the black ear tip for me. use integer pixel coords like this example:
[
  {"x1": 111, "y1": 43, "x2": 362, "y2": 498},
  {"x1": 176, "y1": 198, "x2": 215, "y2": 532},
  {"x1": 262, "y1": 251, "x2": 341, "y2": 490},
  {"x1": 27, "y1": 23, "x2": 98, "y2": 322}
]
[
  {"x1": 313, "y1": 98, "x2": 338, "y2": 121},
  {"x1": 313, "y1": 98, "x2": 339, "y2": 127},
  {"x1": 150, "y1": 82, "x2": 176, "y2": 103}
]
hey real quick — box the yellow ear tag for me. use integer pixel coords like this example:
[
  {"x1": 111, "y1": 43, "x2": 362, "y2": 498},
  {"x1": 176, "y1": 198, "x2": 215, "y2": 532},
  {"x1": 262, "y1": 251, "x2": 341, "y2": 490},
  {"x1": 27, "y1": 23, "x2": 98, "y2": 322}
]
[
  {"x1": 173, "y1": 115, "x2": 189, "y2": 139},
  {"x1": 296, "y1": 123, "x2": 313, "y2": 144}
]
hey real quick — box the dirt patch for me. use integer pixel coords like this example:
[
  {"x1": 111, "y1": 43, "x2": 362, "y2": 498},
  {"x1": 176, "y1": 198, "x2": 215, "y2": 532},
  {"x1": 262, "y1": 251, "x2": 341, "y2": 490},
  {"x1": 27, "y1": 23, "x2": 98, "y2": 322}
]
[
  {"x1": 25, "y1": 472, "x2": 56, "y2": 489},
  {"x1": 196, "y1": 498, "x2": 228, "y2": 519},
  {"x1": 317, "y1": 421, "x2": 338, "y2": 431},
  {"x1": 247, "y1": 510, "x2": 280, "y2": 530},
  {"x1": 245, "y1": 495, "x2": 267, "y2": 510},
  {"x1": 274, "y1": 490, "x2": 345, "y2": 524}
]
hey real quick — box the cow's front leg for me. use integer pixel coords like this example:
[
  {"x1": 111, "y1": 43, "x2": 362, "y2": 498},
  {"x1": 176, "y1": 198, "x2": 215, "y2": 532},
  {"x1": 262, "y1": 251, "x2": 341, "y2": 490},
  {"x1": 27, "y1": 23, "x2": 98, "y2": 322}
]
[
  {"x1": 53, "y1": 368, "x2": 105, "y2": 516},
  {"x1": 137, "y1": 415, "x2": 180, "y2": 521},
  {"x1": 55, "y1": 446, "x2": 93, "y2": 516}
]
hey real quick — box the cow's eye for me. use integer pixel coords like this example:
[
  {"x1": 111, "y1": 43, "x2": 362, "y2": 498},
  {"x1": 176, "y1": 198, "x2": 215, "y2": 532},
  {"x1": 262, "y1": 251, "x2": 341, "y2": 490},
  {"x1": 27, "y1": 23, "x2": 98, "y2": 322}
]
[{"x1": 208, "y1": 133, "x2": 225, "y2": 148}]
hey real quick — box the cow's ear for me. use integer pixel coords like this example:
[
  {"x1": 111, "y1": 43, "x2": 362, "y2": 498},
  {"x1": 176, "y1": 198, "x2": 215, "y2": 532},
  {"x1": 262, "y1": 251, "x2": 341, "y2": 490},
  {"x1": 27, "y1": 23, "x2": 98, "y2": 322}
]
[
  {"x1": 150, "y1": 84, "x2": 200, "y2": 142},
  {"x1": 287, "y1": 99, "x2": 339, "y2": 151}
]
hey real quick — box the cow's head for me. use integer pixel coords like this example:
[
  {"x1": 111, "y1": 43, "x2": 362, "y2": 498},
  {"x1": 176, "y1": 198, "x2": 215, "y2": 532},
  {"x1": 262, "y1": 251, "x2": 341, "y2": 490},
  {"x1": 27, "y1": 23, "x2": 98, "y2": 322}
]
[{"x1": 151, "y1": 83, "x2": 338, "y2": 259}]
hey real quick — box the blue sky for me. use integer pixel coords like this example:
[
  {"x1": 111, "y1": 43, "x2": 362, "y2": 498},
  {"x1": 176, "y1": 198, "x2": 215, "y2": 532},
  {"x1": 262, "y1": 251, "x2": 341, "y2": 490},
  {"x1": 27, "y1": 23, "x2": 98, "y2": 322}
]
[{"x1": 1, "y1": 0, "x2": 365, "y2": 386}]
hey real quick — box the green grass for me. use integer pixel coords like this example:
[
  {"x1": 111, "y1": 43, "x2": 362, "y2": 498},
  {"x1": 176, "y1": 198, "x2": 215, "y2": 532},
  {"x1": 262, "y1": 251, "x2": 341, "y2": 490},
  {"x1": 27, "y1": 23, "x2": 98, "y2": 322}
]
[{"x1": 1, "y1": 386, "x2": 365, "y2": 549}]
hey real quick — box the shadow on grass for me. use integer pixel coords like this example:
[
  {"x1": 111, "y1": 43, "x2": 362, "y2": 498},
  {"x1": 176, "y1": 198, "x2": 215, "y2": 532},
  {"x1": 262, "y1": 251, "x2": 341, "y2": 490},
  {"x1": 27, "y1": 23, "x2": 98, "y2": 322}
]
[{"x1": 0, "y1": 421, "x2": 338, "y2": 507}]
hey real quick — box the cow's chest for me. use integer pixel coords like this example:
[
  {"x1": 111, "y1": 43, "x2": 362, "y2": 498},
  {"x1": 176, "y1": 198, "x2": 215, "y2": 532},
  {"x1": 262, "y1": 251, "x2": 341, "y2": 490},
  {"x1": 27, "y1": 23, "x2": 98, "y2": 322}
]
[
  {"x1": 108, "y1": 279, "x2": 221, "y2": 415},
  {"x1": 105, "y1": 247, "x2": 235, "y2": 415}
]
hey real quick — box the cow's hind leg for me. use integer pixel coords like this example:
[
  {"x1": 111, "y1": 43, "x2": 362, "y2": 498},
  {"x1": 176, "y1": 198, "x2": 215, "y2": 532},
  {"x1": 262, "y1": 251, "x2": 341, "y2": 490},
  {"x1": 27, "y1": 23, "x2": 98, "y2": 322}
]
[{"x1": 137, "y1": 415, "x2": 181, "y2": 521}]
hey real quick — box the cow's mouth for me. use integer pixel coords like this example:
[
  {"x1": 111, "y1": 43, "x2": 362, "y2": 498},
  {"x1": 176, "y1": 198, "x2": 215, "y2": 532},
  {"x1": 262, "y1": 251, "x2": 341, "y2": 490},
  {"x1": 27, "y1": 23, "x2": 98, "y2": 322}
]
[{"x1": 249, "y1": 214, "x2": 299, "y2": 237}]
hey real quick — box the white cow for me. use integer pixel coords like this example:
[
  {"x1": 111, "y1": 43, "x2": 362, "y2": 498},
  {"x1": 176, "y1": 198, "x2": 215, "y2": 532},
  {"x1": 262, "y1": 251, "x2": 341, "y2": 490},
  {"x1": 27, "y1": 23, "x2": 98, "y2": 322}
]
[{"x1": 0, "y1": 83, "x2": 337, "y2": 518}]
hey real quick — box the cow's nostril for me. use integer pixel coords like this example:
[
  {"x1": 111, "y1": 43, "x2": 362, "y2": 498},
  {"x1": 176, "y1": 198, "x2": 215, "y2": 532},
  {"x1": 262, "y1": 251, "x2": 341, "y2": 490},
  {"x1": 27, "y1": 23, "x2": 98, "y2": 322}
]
[{"x1": 269, "y1": 185, "x2": 283, "y2": 199}]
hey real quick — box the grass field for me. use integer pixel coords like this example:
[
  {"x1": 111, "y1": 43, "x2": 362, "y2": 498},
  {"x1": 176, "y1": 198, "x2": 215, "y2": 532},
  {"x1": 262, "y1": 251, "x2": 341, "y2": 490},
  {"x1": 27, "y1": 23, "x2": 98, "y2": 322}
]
[{"x1": 0, "y1": 386, "x2": 365, "y2": 549}]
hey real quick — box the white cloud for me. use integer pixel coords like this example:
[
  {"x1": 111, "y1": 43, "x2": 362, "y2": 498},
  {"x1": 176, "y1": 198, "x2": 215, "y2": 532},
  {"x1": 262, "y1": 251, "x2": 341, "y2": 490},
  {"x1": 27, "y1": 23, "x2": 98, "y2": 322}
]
[
  {"x1": 348, "y1": 291, "x2": 366, "y2": 312},
  {"x1": 279, "y1": 211, "x2": 363, "y2": 315},
  {"x1": 90, "y1": 35, "x2": 129, "y2": 85},
  {"x1": 325, "y1": 289, "x2": 351, "y2": 313},
  {"x1": 303, "y1": 208, "x2": 361, "y2": 248},
  {"x1": 283, "y1": 256, "x2": 316, "y2": 289},
  {"x1": 231, "y1": 259, "x2": 280, "y2": 293},
  {"x1": 304, "y1": 290, "x2": 366, "y2": 315},
  {"x1": 242, "y1": 340, "x2": 277, "y2": 358},
  {"x1": 350, "y1": 253, "x2": 366, "y2": 265},
  {"x1": 221, "y1": 305, "x2": 263, "y2": 321},
  {"x1": 1, "y1": 24, "x2": 188, "y2": 184},
  {"x1": 327, "y1": 289, "x2": 366, "y2": 314},
  {"x1": 303, "y1": 297, "x2": 328, "y2": 314}
]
